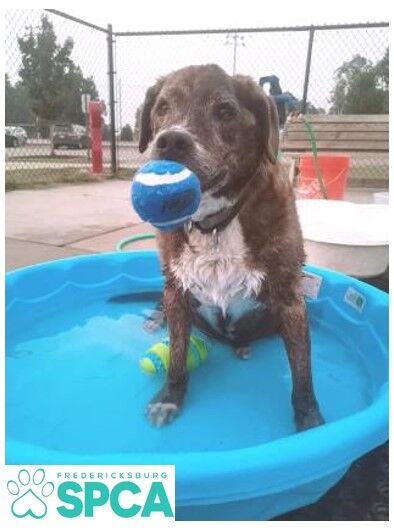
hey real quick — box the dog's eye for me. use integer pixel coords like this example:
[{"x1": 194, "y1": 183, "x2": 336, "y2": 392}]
[
  {"x1": 156, "y1": 100, "x2": 169, "y2": 116},
  {"x1": 215, "y1": 102, "x2": 236, "y2": 121}
]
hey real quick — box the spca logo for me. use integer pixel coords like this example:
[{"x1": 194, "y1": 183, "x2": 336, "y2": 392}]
[{"x1": 6, "y1": 466, "x2": 175, "y2": 522}]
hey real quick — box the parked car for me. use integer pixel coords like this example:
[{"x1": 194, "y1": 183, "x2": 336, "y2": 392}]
[
  {"x1": 5, "y1": 126, "x2": 28, "y2": 147},
  {"x1": 53, "y1": 123, "x2": 89, "y2": 149}
]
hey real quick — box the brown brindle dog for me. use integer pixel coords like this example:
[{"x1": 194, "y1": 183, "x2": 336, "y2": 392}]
[{"x1": 138, "y1": 64, "x2": 324, "y2": 431}]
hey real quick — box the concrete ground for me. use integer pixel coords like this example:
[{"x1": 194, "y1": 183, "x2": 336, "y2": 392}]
[
  {"x1": 5, "y1": 180, "x2": 157, "y2": 271},
  {"x1": 5, "y1": 179, "x2": 387, "y2": 271}
]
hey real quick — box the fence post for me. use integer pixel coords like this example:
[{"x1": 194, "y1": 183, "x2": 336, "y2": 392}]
[
  {"x1": 301, "y1": 27, "x2": 315, "y2": 114},
  {"x1": 107, "y1": 23, "x2": 117, "y2": 176}
]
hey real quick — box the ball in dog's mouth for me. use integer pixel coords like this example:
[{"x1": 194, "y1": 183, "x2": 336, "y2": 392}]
[{"x1": 130, "y1": 160, "x2": 201, "y2": 231}]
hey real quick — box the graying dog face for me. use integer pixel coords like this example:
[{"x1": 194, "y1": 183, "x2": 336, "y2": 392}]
[{"x1": 139, "y1": 64, "x2": 277, "y2": 196}]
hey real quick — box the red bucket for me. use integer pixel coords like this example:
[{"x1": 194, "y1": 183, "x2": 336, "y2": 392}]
[{"x1": 297, "y1": 154, "x2": 350, "y2": 200}]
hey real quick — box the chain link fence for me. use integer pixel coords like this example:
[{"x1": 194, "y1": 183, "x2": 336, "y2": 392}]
[
  {"x1": 5, "y1": 10, "x2": 389, "y2": 189},
  {"x1": 5, "y1": 9, "x2": 110, "y2": 189}
]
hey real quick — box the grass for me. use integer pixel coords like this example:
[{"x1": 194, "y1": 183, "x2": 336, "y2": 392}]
[
  {"x1": 7, "y1": 154, "x2": 87, "y2": 163},
  {"x1": 5, "y1": 167, "x2": 109, "y2": 191}
]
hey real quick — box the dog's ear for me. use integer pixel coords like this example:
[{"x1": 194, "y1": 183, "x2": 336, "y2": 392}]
[
  {"x1": 233, "y1": 75, "x2": 279, "y2": 164},
  {"x1": 138, "y1": 79, "x2": 164, "y2": 153}
]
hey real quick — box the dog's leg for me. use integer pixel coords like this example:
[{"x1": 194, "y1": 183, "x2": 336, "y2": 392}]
[
  {"x1": 274, "y1": 294, "x2": 324, "y2": 431},
  {"x1": 146, "y1": 281, "x2": 191, "y2": 426}
]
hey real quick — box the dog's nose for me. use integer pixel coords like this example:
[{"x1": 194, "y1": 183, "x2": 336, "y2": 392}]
[{"x1": 155, "y1": 130, "x2": 194, "y2": 159}]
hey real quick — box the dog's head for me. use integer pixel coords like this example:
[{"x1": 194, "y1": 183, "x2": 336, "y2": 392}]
[{"x1": 138, "y1": 64, "x2": 279, "y2": 219}]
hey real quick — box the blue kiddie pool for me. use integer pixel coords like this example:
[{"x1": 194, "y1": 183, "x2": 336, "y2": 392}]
[{"x1": 6, "y1": 251, "x2": 388, "y2": 520}]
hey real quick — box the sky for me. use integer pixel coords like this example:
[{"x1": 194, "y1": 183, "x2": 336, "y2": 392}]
[
  {"x1": 5, "y1": 2, "x2": 390, "y2": 129},
  {"x1": 65, "y1": 1, "x2": 390, "y2": 32}
]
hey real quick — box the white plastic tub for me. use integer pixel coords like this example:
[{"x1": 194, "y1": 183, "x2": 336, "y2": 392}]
[
  {"x1": 373, "y1": 192, "x2": 389, "y2": 205},
  {"x1": 296, "y1": 200, "x2": 389, "y2": 278}
]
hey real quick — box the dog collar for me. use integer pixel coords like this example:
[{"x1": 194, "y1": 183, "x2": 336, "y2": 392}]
[
  {"x1": 189, "y1": 200, "x2": 243, "y2": 234},
  {"x1": 187, "y1": 167, "x2": 263, "y2": 236}
]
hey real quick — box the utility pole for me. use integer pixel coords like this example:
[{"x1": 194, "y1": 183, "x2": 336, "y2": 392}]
[{"x1": 225, "y1": 33, "x2": 245, "y2": 75}]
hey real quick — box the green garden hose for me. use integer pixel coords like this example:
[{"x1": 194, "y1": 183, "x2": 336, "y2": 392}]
[
  {"x1": 302, "y1": 117, "x2": 328, "y2": 199},
  {"x1": 116, "y1": 232, "x2": 156, "y2": 251}
]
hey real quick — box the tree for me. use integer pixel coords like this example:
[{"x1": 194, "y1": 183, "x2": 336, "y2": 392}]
[
  {"x1": 5, "y1": 74, "x2": 34, "y2": 125},
  {"x1": 120, "y1": 123, "x2": 133, "y2": 142},
  {"x1": 375, "y1": 48, "x2": 389, "y2": 88},
  {"x1": 62, "y1": 67, "x2": 99, "y2": 125},
  {"x1": 17, "y1": 14, "x2": 101, "y2": 142},
  {"x1": 374, "y1": 48, "x2": 389, "y2": 112},
  {"x1": 307, "y1": 103, "x2": 326, "y2": 115},
  {"x1": 18, "y1": 16, "x2": 74, "y2": 124},
  {"x1": 329, "y1": 49, "x2": 389, "y2": 114}
]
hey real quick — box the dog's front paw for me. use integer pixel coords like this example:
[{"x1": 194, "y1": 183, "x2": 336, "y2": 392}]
[
  {"x1": 233, "y1": 346, "x2": 250, "y2": 360},
  {"x1": 146, "y1": 384, "x2": 185, "y2": 427},
  {"x1": 146, "y1": 402, "x2": 179, "y2": 427}
]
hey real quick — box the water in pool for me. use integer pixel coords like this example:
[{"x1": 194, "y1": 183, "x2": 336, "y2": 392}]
[{"x1": 6, "y1": 291, "x2": 373, "y2": 457}]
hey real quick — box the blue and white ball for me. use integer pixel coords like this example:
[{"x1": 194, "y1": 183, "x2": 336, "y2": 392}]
[{"x1": 130, "y1": 160, "x2": 201, "y2": 231}]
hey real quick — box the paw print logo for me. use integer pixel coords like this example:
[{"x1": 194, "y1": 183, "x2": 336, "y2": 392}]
[{"x1": 7, "y1": 469, "x2": 54, "y2": 519}]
